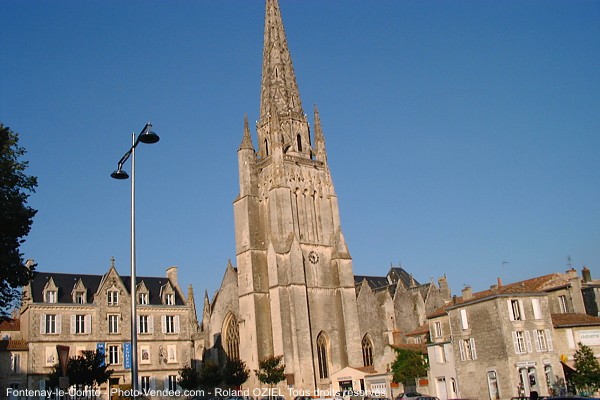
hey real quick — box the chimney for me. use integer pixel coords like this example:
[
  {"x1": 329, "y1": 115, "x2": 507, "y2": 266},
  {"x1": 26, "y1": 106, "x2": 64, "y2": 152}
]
[
  {"x1": 497, "y1": 277, "x2": 503, "y2": 287},
  {"x1": 166, "y1": 266, "x2": 178, "y2": 285},
  {"x1": 582, "y1": 266, "x2": 592, "y2": 283},
  {"x1": 566, "y1": 268, "x2": 578, "y2": 279},
  {"x1": 438, "y1": 275, "x2": 451, "y2": 301},
  {"x1": 462, "y1": 286, "x2": 473, "y2": 300}
]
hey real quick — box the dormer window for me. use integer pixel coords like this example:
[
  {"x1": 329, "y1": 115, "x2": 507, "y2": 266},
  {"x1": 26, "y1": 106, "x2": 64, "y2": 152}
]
[
  {"x1": 74, "y1": 291, "x2": 86, "y2": 304},
  {"x1": 108, "y1": 290, "x2": 119, "y2": 306},
  {"x1": 166, "y1": 293, "x2": 175, "y2": 305},
  {"x1": 46, "y1": 290, "x2": 57, "y2": 303},
  {"x1": 139, "y1": 292, "x2": 149, "y2": 305}
]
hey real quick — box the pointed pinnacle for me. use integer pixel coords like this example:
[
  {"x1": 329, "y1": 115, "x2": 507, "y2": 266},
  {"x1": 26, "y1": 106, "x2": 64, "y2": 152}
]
[{"x1": 239, "y1": 114, "x2": 254, "y2": 150}]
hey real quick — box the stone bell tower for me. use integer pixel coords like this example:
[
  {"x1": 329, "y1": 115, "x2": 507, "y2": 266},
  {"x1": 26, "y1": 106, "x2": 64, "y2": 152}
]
[{"x1": 233, "y1": 0, "x2": 362, "y2": 390}]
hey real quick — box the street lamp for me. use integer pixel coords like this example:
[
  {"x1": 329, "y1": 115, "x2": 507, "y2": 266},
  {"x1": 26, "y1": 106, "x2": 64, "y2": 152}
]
[{"x1": 111, "y1": 122, "x2": 160, "y2": 393}]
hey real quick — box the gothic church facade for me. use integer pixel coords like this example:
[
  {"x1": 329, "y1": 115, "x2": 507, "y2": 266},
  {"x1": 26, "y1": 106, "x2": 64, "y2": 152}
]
[{"x1": 198, "y1": 0, "x2": 450, "y2": 393}]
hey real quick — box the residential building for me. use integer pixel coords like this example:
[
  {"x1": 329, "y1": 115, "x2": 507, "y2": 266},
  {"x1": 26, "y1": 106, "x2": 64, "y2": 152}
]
[{"x1": 8, "y1": 262, "x2": 198, "y2": 396}]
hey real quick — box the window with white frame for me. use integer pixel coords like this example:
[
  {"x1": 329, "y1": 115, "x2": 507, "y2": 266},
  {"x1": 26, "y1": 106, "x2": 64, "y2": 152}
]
[
  {"x1": 42, "y1": 314, "x2": 60, "y2": 334},
  {"x1": 108, "y1": 345, "x2": 119, "y2": 365},
  {"x1": 458, "y1": 338, "x2": 477, "y2": 361},
  {"x1": 108, "y1": 314, "x2": 119, "y2": 334},
  {"x1": 72, "y1": 314, "x2": 89, "y2": 334},
  {"x1": 74, "y1": 291, "x2": 86, "y2": 304},
  {"x1": 534, "y1": 329, "x2": 553, "y2": 352},
  {"x1": 45, "y1": 290, "x2": 57, "y2": 303},
  {"x1": 139, "y1": 315, "x2": 153, "y2": 334},
  {"x1": 162, "y1": 315, "x2": 179, "y2": 334},
  {"x1": 558, "y1": 295, "x2": 568, "y2": 313},
  {"x1": 166, "y1": 293, "x2": 175, "y2": 305},
  {"x1": 139, "y1": 292, "x2": 149, "y2": 305},
  {"x1": 434, "y1": 321, "x2": 443, "y2": 338},
  {"x1": 508, "y1": 299, "x2": 525, "y2": 321},
  {"x1": 167, "y1": 375, "x2": 177, "y2": 391},
  {"x1": 141, "y1": 376, "x2": 151, "y2": 392},
  {"x1": 512, "y1": 330, "x2": 532, "y2": 354},
  {"x1": 107, "y1": 290, "x2": 119, "y2": 306}
]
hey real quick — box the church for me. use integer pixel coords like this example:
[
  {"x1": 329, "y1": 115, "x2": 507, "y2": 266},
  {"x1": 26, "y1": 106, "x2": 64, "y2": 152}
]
[{"x1": 197, "y1": 0, "x2": 450, "y2": 394}]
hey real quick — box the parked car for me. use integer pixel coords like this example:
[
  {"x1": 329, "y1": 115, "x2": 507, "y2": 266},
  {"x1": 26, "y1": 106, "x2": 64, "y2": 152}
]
[{"x1": 396, "y1": 393, "x2": 423, "y2": 400}]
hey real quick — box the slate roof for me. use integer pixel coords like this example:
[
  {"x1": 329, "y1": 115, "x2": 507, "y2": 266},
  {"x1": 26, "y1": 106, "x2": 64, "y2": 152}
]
[
  {"x1": 30, "y1": 271, "x2": 185, "y2": 305},
  {"x1": 551, "y1": 313, "x2": 600, "y2": 328},
  {"x1": 354, "y1": 266, "x2": 420, "y2": 295}
]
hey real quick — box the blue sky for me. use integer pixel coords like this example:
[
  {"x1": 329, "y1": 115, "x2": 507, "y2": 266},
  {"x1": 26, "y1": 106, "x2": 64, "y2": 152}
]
[{"x1": 1, "y1": 0, "x2": 599, "y2": 303}]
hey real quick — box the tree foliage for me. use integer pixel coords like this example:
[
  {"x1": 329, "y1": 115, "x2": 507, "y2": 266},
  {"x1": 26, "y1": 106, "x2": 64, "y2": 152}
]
[
  {"x1": 390, "y1": 348, "x2": 427, "y2": 385},
  {"x1": 198, "y1": 360, "x2": 223, "y2": 391},
  {"x1": 0, "y1": 124, "x2": 37, "y2": 315},
  {"x1": 571, "y1": 342, "x2": 600, "y2": 394},
  {"x1": 48, "y1": 350, "x2": 113, "y2": 393},
  {"x1": 178, "y1": 364, "x2": 201, "y2": 390},
  {"x1": 223, "y1": 358, "x2": 250, "y2": 388},
  {"x1": 255, "y1": 355, "x2": 286, "y2": 387}
]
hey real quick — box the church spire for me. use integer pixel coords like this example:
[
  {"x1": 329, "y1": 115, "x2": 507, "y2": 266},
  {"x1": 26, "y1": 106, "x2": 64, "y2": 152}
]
[
  {"x1": 259, "y1": 0, "x2": 304, "y2": 124},
  {"x1": 239, "y1": 114, "x2": 254, "y2": 151}
]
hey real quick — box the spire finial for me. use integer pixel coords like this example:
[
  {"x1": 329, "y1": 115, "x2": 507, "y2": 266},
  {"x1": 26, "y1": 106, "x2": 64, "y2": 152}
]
[
  {"x1": 259, "y1": 0, "x2": 304, "y2": 124},
  {"x1": 239, "y1": 114, "x2": 254, "y2": 150}
]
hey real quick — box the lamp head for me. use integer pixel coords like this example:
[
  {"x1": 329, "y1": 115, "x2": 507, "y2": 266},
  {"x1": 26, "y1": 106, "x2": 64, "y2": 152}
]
[
  {"x1": 138, "y1": 125, "x2": 160, "y2": 144},
  {"x1": 111, "y1": 169, "x2": 129, "y2": 180}
]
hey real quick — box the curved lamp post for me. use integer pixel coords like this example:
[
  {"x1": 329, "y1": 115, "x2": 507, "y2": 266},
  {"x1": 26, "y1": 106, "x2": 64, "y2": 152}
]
[{"x1": 111, "y1": 122, "x2": 159, "y2": 393}]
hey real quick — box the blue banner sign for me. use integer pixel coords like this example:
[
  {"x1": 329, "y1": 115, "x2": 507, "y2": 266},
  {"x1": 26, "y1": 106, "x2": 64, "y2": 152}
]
[
  {"x1": 123, "y1": 342, "x2": 132, "y2": 369},
  {"x1": 96, "y1": 343, "x2": 105, "y2": 366}
]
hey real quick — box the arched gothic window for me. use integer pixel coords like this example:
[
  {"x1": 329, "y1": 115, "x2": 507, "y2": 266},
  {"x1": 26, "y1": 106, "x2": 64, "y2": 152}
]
[
  {"x1": 297, "y1": 134, "x2": 302, "y2": 152},
  {"x1": 224, "y1": 314, "x2": 240, "y2": 360},
  {"x1": 362, "y1": 334, "x2": 374, "y2": 367},
  {"x1": 264, "y1": 139, "x2": 269, "y2": 157},
  {"x1": 316, "y1": 332, "x2": 329, "y2": 379}
]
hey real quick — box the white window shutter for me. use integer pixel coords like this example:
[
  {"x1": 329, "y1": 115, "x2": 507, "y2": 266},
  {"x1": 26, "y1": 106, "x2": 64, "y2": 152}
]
[
  {"x1": 519, "y1": 300, "x2": 526, "y2": 321},
  {"x1": 525, "y1": 331, "x2": 532, "y2": 353},
  {"x1": 460, "y1": 309, "x2": 469, "y2": 330},
  {"x1": 534, "y1": 330, "x2": 541, "y2": 352},
  {"x1": 85, "y1": 315, "x2": 91, "y2": 334},
  {"x1": 164, "y1": 377, "x2": 169, "y2": 390},
  {"x1": 566, "y1": 328, "x2": 575, "y2": 348},
  {"x1": 532, "y1": 298, "x2": 542, "y2": 319},
  {"x1": 458, "y1": 340, "x2": 466, "y2": 361},
  {"x1": 150, "y1": 376, "x2": 156, "y2": 390},
  {"x1": 70, "y1": 315, "x2": 76, "y2": 334},
  {"x1": 161, "y1": 316, "x2": 166, "y2": 334},
  {"x1": 444, "y1": 343, "x2": 451, "y2": 361},
  {"x1": 507, "y1": 300, "x2": 514, "y2": 321},
  {"x1": 175, "y1": 316, "x2": 180, "y2": 333},
  {"x1": 149, "y1": 315, "x2": 154, "y2": 334},
  {"x1": 470, "y1": 338, "x2": 477, "y2": 360},
  {"x1": 434, "y1": 346, "x2": 441, "y2": 363},
  {"x1": 512, "y1": 331, "x2": 519, "y2": 354},
  {"x1": 546, "y1": 329, "x2": 554, "y2": 351},
  {"x1": 56, "y1": 315, "x2": 62, "y2": 334},
  {"x1": 41, "y1": 315, "x2": 46, "y2": 334},
  {"x1": 137, "y1": 316, "x2": 140, "y2": 334}
]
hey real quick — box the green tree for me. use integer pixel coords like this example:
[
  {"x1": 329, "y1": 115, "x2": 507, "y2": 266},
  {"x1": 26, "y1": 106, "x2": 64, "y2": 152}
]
[
  {"x1": 571, "y1": 342, "x2": 600, "y2": 395},
  {"x1": 255, "y1": 355, "x2": 285, "y2": 395},
  {"x1": 179, "y1": 364, "x2": 201, "y2": 390},
  {"x1": 198, "y1": 360, "x2": 223, "y2": 392},
  {"x1": 223, "y1": 358, "x2": 250, "y2": 389},
  {"x1": 390, "y1": 348, "x2": 427, "y2": 386},
  {"x1": 48, "y1": 350, "x2": 113, "y2": 397},
  {"x1": 0, "y1": 124, "x2": 37, "y2": 315}
]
